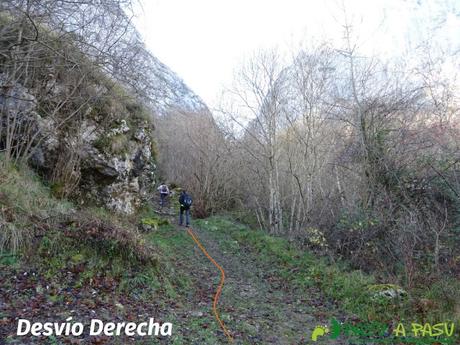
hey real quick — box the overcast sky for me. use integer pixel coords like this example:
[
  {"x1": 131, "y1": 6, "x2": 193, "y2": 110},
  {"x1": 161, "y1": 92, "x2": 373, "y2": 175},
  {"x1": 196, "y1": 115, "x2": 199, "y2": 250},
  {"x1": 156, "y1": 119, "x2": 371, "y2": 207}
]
[{"x1": 133, "y1": 0, "x2": 460, "y2": 107}]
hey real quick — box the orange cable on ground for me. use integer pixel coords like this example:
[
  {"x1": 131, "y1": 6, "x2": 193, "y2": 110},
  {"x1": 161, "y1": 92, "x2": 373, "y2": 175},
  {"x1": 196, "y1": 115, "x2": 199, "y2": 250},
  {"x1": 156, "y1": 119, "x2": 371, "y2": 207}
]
[{"x1": 186, "y1": 227, "x2": 234, "y2": 343}]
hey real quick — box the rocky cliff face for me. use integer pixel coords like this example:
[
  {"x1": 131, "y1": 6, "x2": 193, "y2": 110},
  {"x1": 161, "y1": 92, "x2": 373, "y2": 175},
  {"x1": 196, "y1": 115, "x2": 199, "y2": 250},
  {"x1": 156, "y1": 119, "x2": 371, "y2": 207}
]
[
  {"x1": 75, "y1": 118, "x2": 156, "y2": 214},
  {"x1": 0, "y1": 5, "x2": 209, "y2": 214},
  {"x1": 2, "y1": 76, "x2": 156, "y2": 214},
  {"x1": 147, "y1": 55, "x2": 210, "y2": 116}
]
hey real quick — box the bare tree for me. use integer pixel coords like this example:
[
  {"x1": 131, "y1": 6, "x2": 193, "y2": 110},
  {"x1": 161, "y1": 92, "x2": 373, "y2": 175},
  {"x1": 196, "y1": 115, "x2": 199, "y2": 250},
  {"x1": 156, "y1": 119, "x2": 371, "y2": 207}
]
[
  {"x1": 155, "y1": 110, "x2": 238, "y2": 217},
  {"x1": 222, "y1": 50, "x2": 288, "y2": 234}
]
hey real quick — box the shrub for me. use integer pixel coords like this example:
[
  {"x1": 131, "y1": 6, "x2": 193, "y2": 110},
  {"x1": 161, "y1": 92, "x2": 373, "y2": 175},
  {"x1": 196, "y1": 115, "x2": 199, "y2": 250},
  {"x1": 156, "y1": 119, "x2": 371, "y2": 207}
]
[{"x1": 63, "y1": 210, "x2": 158, "y2": 265}]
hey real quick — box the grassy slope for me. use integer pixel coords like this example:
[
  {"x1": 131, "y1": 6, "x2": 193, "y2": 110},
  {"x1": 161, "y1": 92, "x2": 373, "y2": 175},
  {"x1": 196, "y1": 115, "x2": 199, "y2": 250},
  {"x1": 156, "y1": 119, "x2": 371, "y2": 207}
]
[
  {"x1": 0, "y1": 159, "x2": 178, "y2": 344},
  {"x1": 195, "y1": 216, "x2": 460, "y2": 324}
]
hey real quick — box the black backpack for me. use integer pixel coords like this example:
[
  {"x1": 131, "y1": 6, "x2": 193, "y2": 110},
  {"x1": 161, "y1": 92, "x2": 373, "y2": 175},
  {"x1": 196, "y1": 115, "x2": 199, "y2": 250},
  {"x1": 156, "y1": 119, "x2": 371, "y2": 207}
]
[{"x1": 183, "y1": 194, "x2": 193, "y2": 208}]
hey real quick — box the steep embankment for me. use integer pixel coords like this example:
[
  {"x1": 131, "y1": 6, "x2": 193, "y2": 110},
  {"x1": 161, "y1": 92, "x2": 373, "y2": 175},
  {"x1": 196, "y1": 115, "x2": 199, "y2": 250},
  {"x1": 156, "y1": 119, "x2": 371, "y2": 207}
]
[{"x1": 0, "y1": 160, "x2": 166, "y2": 344}]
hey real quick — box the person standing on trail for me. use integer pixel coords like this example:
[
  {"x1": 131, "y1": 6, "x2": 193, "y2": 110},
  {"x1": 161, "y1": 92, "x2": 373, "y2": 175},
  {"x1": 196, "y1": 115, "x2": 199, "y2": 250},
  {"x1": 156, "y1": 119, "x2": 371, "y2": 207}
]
[
  {"x1": 157, "y1": 183, "x2": 170, "y2": 207},
  {"x1": 179, "y1": 190, "x2": 192, "y2": 227}
]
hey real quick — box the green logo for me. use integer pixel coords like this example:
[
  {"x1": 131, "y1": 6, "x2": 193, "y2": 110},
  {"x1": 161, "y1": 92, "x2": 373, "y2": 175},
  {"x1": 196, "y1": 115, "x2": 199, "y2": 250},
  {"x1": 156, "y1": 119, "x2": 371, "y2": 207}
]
[{"x1": 310, "y1": 318, "x2": 457, "y2": 344}]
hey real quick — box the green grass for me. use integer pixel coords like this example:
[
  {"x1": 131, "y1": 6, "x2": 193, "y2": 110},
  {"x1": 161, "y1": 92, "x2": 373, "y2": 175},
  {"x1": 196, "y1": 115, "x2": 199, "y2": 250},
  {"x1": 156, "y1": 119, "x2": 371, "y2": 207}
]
[
  {"x1": 147, "y1": 224, "x2": 189, "y2": 250},
  {"x1": 146, "y1": 223, "x2": 194, "y2": 294},
  {"x1": 0, "y1": 157, "x2": 73, "y2": 216},
  {"x1": 0, "y1": 155, "x2": 73, "y2": 252},
  {"x1": 35, "y1": 228, "x2": 164, "y2": 296},
  {"x1": 0, "y1": 252, "x2": 19, "y2": 266},
  {"x1": 195, "y1": 216, "x2": 460, "y2": 326}
]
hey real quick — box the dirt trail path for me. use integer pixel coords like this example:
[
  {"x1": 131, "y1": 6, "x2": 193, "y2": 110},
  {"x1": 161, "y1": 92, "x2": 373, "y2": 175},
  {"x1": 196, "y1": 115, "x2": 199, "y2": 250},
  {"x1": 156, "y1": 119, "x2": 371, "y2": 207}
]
[{"x1": 179, "y1": 223, "x2": 346, "y2": 345}]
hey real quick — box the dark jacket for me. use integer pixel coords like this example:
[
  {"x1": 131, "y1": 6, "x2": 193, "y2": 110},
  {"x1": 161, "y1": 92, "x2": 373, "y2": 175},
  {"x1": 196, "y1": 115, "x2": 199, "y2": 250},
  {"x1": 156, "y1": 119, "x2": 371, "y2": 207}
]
[{"x1": 179, "y1": 191, "x2": 192, "y2": 210}]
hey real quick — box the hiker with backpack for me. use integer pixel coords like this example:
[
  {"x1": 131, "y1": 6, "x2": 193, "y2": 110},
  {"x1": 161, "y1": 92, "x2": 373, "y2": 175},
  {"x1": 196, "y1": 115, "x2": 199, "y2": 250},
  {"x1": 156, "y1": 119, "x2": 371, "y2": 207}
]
[
  {"x1": 157, "y1": 183, "x2": 170, "y2": 207},
  {"x1": 179, "y1": 190, "x2": 192, "y2": 227}
]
